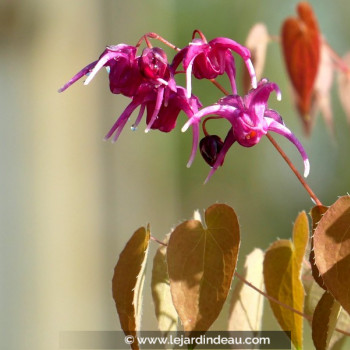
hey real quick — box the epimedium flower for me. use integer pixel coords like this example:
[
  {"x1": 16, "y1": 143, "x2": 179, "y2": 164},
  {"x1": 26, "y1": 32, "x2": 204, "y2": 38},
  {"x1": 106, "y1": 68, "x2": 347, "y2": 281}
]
[
  {"x1": 182, "y1": 79, "x2": 310, "y2": 183},
  {"x1": 58, "y1": 44, "x2": 186, "y2": 134},
  {"x1": 171, "y1": 30, "x2": 257, "y2": 98},
  {"x1": 104, "y1": 85, "x2": 202, "y2": 166},
  {"x1": 58, "y1": 44, "x2": 143, "y2": 97}
]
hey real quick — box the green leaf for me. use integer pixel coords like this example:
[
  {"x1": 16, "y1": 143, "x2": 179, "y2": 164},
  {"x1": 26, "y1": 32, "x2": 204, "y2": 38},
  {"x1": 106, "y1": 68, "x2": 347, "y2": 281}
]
[
  {"x1": 167, "y1": 204, "x2": 240, "y2": 332},
  {"x1": 313, "y1": 196, "x2": 350, "y2": 314},
  {"x1": 228, "y1": 248, "x2": 264, "y2": 331},
  {"x1": 112, "y1": 226, "x2": 150, "y2": 350},
  {"x1": 151, "y1": 236, "x2": 178, "y2": 334},
  {"x1": 312, "y1": 291, "x2": 341, "y2": 350},
  {"x1": 263, "y1": 211, "x2": 309, "y2": 350}
]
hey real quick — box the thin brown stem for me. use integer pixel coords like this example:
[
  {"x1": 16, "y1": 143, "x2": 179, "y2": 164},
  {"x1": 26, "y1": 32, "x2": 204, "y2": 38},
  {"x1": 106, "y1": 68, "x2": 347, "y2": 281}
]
[
  {"x1": 209, "y1": 78, "x2": 230, "y2": 95},
  {"x1": 150, "y1": 235, "x2": 167, "y2": 247},
  {"x1": 192, "y1": 29, "x2": 207, "y2": 43},
  {"x1": 266, "y1": 133, "x2": 322, "y2": 206},
  {"x1": 234, "y1": 271, "x2": 309, "y2": 319},
  {"x1": 136, "y1": 32, "x2": 180, "y2": 51},
  {"x1": 234, "y1": 271, "x2": 350, "y2": 337}
]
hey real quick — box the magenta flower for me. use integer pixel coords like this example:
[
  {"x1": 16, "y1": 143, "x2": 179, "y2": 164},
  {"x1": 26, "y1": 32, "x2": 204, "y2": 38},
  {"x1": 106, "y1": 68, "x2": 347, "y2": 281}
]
[
  {"x1": 58, "y1": 44, "x2": 143, "y2": 97},
  {"x1": 182, "y1": 79, "x2": 310, "y2": 183},
  {"x1": 59, "y1": 44, "x2": 190, "y2": 135},
  {"x1": 105, "y1": 85, "x2": 202, "y2": 166},
  {"x1": 171, "y1": 30, "x2": 257, "y2": 97}
]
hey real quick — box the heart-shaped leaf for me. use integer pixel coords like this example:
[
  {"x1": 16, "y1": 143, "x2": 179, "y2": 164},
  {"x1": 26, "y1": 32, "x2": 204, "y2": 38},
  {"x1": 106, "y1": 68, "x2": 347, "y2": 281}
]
[
  {"x1": 151, "y1": 237, "x2": 178, "y2": 334},
  {"x1": 309, "y1": 205, "x2": 329, "y2": 291},
  {"x1": 337, "y1": 52, "x2": 350, "y2": 125},
  {"x1": 311, "y1": 43, "x2": 335, "y2": 136},
  {"x1": 313, "y1": 195, "x2": 350, "y2": 315},
  {"x1": 312, "y1": 291, "x2": 341, "y2": 350},
  {"x1": 303, "y1": 262, "x2": 350, "y2": 350},
  {"x1": 228, "y1": 248, "x2": 264, "y2": 331},
  {"x1": 281, "y1": 2, "x2": 321, "y2": 134},
  {"x1": 264, "y1": 211, "x2": 309, "y2": 350},
  {"x1": 167, "y1": 204, "x2": 240, "y2": 332},
  {"x1": 243, "y1": 23, "x2": 270, "y2": 93},
  {"x1": 112, "y1": 226, "x2": 150, "y2": 350}
]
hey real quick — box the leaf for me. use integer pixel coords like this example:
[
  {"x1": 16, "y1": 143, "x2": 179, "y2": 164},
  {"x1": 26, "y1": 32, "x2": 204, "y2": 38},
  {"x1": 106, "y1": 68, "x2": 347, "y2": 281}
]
[
  {"x1": 313, "y1": 195, "x2": 350, "y2": 315},
  {"x1": 228, "y1": 248, "x2": 264, "y2": 331},
  {"x1": 312, "y1": 291, "x2": 341, "y2": 350},
  {"x1": 337, "y1": 52, "x2": 350, "y2": 125},
  {"x1": 167, "y1": 203, "x2": 240, "y2": 332},
  {"x1": 243, "y1": 23, "x2": 270, "y2": 93},
  {"x1": 263, "y1": 211, "x2": 309, "y2": 350},
  {"x1": 151, "y1": 236, "x2": 178, "y2": 334},
  {"x1": 311, "y1": 42, "x2": 335, "y2": 136},
  {"x1": 303, "y1": 262, "x2": 350, "y2": 349},
  {"x1": 112, "y1": 226, "x2": 150, "y2": 350},
  {"x1": 309, "y1": 205, "x2": 329, "y2": 290},
  {"x1": 281, "y1": 2, "x2": 321, "y2": 134}
]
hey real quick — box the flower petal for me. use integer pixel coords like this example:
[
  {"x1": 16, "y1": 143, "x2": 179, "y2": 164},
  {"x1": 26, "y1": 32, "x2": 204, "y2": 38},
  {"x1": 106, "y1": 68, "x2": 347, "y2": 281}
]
[
  {"x1": 58, "y1": 60, "x2": 98, "y2": 92},
  {"x1": 246, "y1": 80, "x2": 281, "y2": 123},
  {"x1": 266, "y1": 118, "x2": 310, "y2": 177},
  {"x1": 104, "y1": 101, "x2": 140, "y2": 142},
  {"x1": 182, "y1": 104, "x2": 237, "y2": 132}
]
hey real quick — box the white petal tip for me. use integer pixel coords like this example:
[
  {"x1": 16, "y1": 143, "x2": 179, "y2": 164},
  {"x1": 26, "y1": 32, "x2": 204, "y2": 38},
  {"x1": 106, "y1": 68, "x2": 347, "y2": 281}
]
[
  {"x1": 277, "y1": 92, "x2": 282, "y2": 101},
  {"x1": 144, "y1": 128, "x2": 150, "y2": 134},
  {"x1": 252, "y1": 77, "x2": 258, "y2": 89},
  {"x1": 304, "y1": 160, "x2": 310, "y2": 178},
  {"x1": 181, "y1": 123, "x2": 190, "y2": 133}
]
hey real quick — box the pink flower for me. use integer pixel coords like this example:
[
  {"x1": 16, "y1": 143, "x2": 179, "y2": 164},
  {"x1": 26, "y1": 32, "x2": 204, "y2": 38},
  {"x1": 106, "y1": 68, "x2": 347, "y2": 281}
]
[
  {"x1": 58, "y1": 45, "x2": 192, "y2": 134},
  {"x1": 104, "y1": 85, "x2": 202, "y2": 166},
  {"x1": 182, "y1": 79, "x2": 310, "y2": 183},
  {"x1": 171, "y1": 30, "x2": 257, "y2": 97}
]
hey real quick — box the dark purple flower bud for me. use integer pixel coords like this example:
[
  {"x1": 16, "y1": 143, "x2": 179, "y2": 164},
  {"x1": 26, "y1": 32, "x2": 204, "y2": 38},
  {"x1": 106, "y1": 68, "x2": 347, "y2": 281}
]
[{"x1": 200, "y1": 135, "x2": 224, "y2": 167}]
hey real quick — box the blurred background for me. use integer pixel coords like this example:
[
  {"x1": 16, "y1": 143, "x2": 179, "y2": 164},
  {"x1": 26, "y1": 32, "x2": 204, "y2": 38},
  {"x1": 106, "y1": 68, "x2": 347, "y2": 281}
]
[{"x1": 1, "y1": 0, "x2": 349, "y2": 349}]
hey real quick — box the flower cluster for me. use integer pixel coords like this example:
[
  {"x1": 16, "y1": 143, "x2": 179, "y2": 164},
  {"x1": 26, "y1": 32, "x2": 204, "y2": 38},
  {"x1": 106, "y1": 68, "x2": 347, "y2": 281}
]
[{"x1": 59, "y1": 30, "x2": 309, "y2": 181}]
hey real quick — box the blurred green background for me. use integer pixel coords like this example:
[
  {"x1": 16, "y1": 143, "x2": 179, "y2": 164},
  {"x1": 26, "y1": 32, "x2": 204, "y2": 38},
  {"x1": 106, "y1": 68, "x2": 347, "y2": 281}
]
[{"x1": 1, "y1": 0, "x2": 349, "y2": 349}]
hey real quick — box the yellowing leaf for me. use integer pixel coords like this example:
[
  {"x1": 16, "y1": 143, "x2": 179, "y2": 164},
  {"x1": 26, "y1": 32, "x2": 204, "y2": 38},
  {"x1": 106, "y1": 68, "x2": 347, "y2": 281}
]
[
  {"x1": 313, "y1": 196, "x2": 350, "y2": 315},
  {"x1": 312, "y1": 291, "x2": 341, "y2": 350},
  {"x1": 337, "y1": 52, "x2": 350, "y2": 125},
  {"x1": 112, "y1": 226, "x2": 150, "y2": 350},
  {"x1": 263, "y1": 211, "x2": 309, "y2": 350},
  {"x1": 151, "y1": 237, "x2": 178, "y2": 334},
  {"x1": 228, "y1": 248, "x2": 264, "y2": 331},
  {"x1": 167, "y1": 203, "x2": 240, "y2": 332}
]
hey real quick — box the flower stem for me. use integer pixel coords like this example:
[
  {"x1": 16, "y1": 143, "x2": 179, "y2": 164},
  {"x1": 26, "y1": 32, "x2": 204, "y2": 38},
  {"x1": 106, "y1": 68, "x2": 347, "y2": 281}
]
[
  {"x1": 136, "y1": 32, "x2": 181, "y2": 52},
  {"x1": 150, "y1": 235, "x2": 167, "y2": 247},
  {"x1": 266, "y1": 133, "x2": 323, "y2": 206}
]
